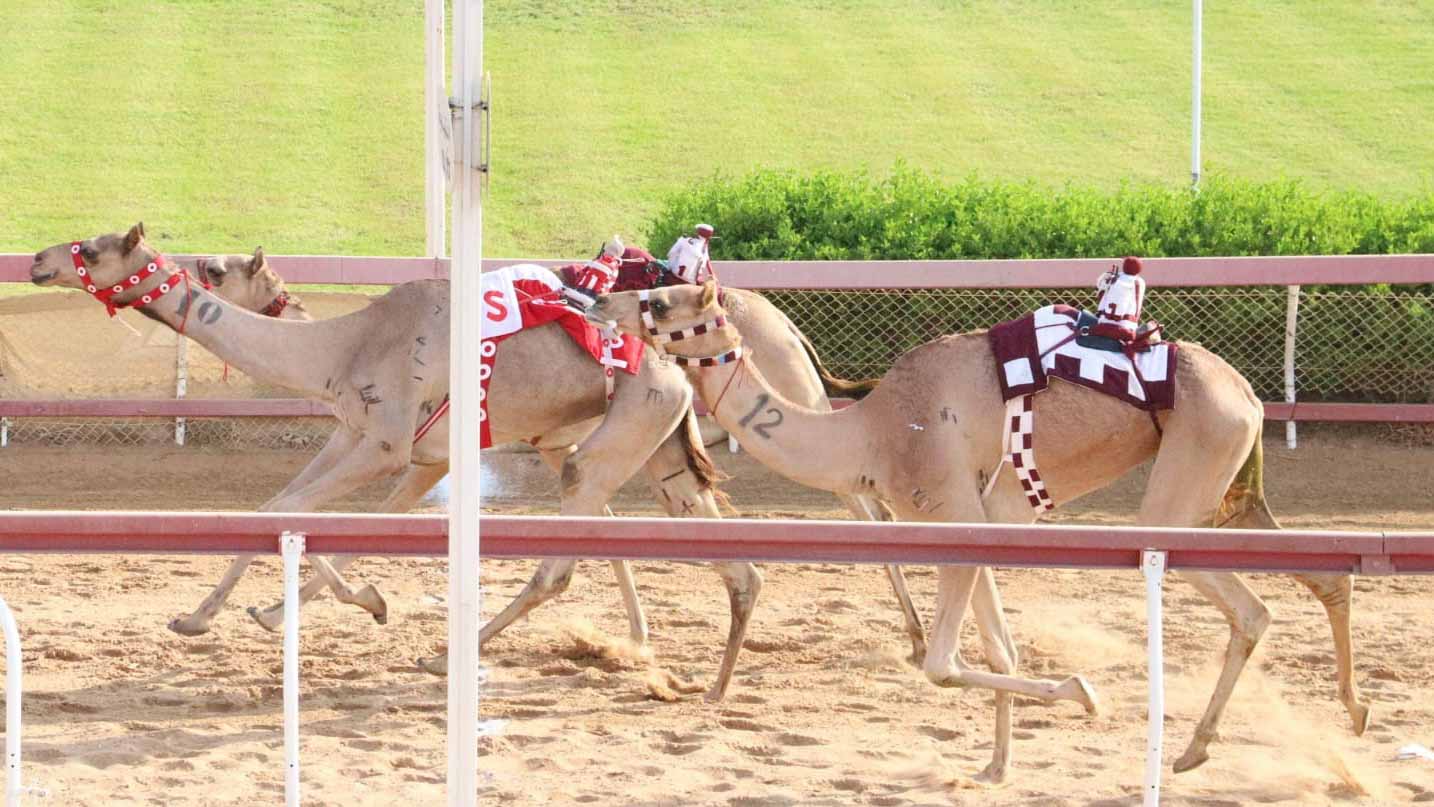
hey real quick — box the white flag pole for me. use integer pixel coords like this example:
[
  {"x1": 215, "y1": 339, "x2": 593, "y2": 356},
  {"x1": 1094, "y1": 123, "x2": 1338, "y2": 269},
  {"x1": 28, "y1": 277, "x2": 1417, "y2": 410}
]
[{"x1": 448, "y1": 1, "x2": 483, "y2": 805}]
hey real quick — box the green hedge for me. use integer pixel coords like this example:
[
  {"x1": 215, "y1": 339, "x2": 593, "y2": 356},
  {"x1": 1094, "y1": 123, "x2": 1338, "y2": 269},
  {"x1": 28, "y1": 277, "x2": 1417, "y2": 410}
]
[
  {"x1": 646, "y1": 169, "x2": 1434, "y2": 261},
  {"x1": 643, "y1": 171, "x2": 1434, "y2": 402}
]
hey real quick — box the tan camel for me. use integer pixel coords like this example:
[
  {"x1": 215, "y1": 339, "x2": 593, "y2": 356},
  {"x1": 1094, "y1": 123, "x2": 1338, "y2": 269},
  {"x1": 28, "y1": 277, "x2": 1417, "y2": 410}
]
[
  {"x1": 588, "y1": 281, "x2": 1368, "y2": 781},
  {"x1": 197, "y1": 247, "x2": 928, "y2": 671},
  {"x1": 29, "y1": 225, "x2": 766, "y2": 701}
]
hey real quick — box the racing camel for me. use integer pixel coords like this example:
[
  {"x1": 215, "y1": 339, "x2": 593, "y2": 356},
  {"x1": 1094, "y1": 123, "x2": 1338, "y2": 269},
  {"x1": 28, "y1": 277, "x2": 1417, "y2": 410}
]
[
  {"x1": 587, "y1": 280, "x2": 1367, "y2": 781},
  {"x1": 197, "y1": 247, "x2": 928, "y2": 672},
  {"x1": 29, "y1": 228, "x2": 918, "y2": 700},
  {"x1": 30, "y1": 225, "x2": 764, "y2": 700}
]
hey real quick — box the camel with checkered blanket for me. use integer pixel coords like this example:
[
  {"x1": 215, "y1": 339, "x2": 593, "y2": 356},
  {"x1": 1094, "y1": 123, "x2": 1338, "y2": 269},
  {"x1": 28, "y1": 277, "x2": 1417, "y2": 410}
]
[
  {"x1": 177, "y1": 245, "x2": 929, "y2": 683},
  {"x1": 587, "y1": 280, "x2": 1368, "y2": 782}
]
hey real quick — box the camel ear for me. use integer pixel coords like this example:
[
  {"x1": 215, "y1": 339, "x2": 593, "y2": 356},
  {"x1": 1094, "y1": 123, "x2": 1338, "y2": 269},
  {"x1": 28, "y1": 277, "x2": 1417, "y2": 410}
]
[
  {"x1": 248, "y1": 247, "x2": 266, "y2": 275},
  {"x1": 700, "y1": 280, "x2": 717, "y2": 309},
  {"x1": 122, "y1": 222, "x2": 145, "y2": 255}
]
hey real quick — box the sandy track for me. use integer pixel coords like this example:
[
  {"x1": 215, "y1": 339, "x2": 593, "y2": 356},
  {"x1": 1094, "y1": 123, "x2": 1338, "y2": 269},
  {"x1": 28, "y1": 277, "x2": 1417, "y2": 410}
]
[{"x1": 0, "y1": 430, "x2": 1430, "y2": 805}]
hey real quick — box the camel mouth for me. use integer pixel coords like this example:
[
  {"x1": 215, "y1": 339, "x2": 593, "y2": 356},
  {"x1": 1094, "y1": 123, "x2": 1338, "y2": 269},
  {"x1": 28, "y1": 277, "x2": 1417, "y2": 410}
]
[{"x1": 29, "y1": 267, "x2": 57, "y2": 285}]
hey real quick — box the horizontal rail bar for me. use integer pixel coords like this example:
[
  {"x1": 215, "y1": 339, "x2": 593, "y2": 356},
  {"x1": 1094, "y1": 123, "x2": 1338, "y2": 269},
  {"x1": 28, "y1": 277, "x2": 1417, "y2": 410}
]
[
  {"x1": 5, "y1": 254, "x2": 1434, "y2": 288},
  {"x1": 0, "y1": 399, "x2": 331, "y2": 418},
  {"x1": 0, "y1": 512, "x2": 446, "y2": 555},
  {"x1": 0, "y1": 513, "x2": 1428, "y2": 573},
  {"x1": 11, "y1": 399, "x2": 1426, "y2": 423},
  {"x1": 1260, "y1": 402, "x2": 1434, "y2": 422},
  {"x1": 480, "y1": 516, "x2": 1434, "y2": 574}
]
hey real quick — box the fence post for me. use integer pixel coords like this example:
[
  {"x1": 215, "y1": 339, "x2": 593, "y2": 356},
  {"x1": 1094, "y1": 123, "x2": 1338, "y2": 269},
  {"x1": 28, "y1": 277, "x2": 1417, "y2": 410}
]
[
  {"x1": 1, "y1": 596, "x2": 23, "y2": 807},
  {"x1": 281, "y1": 531, "x2": 305, "y2": 807},
  {"x1": 1284, "y1": 286, "x2": 1301, "y2": 449},
  {"x1": 0, "y1": 419, "x2": 7, "y2": 448},
  {"x1": 1142, "y1": 549, "x2": 1168, "y2": 807},
  {"x1": 175, "y1": 335, "x2": 188, "y2": 447}
]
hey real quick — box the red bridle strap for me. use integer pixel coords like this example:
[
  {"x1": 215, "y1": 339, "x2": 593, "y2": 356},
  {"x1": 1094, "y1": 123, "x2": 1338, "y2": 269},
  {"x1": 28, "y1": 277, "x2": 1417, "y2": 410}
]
[{"x1": 71, "y1": 242, "x2": 190, "y2": 318}]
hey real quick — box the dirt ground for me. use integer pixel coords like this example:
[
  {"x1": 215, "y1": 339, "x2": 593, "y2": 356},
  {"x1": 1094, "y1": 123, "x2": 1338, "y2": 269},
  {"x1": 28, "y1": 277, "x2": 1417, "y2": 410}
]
[{"x1": 0, "y1": 428, "x2": 1431, "y2": 805}]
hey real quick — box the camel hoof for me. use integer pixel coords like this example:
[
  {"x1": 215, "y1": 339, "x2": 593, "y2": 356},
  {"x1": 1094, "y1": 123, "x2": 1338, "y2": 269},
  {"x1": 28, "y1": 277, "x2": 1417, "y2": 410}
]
[
  {"x1": 246, "y1": 606, "x2": 283, "y2": 633},
  {"x1": 907, "y1": 641, "x2": 928, "y2": 668},
  {"x1": 702, "y1": 687, "x2": 726, "y2": 704},
  {"x1": 1350, "y1": 702, "x2": 1372, "y2": 736},
  {"x1": 416, "y1": 655, "x2": 448, "y2": 677},
  {"x1": 358, "y1": 585, "x2": 388, "y2": 625},
  {"x1": 1172, "y1": 746, "x2": 1210, "y2": 774},
  {"x1": 167, "y1": 617, "x2": 210, "y2": 637},
  {"x1": 975, "y1": 761, "x2": 1008, "y2": 785},
  {"x1": 1062, "y1": 675, "x2": 1100, "y2": 716}
]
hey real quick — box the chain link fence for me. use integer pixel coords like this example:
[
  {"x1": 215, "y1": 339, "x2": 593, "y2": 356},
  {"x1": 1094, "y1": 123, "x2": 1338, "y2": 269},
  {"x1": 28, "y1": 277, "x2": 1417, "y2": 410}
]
[
  {"x1": 770, "y1": 286, "x2": 1434, "y2": 404},
  {"x1": 3, "y1": 285, "x2": 1432, "y2": 448}
]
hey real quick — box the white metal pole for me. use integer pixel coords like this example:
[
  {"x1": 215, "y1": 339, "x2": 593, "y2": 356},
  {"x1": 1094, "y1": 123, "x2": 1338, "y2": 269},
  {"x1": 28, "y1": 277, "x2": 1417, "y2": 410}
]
[
  {"x1": 424, "y1": 0, "x2": 448, "y2": 258},
  {"x1": 1, "y1": 419, "x2": 8, "y2": 448},
  {"x1": 1284, "y1": 285, "x2": 1301, "y2": 449},
  {"x1": 281, "y1": 532, "x2": 305, "y2": 807},
  {"x1": 1, "y1": 596, "x2": 23, "y2": 807},
  {"x1": 174, "y1": 335, "x2": 188, "y2": 446},
  {"x1": 1142, "y1": 550, "x2": 1168, "y2": 807},
  {"x1": 448, "y1": 1, "x2": 484, "y2": 805},
  {"x1": 1191, "y1": 0, "x2": 1203, "y2": 187}
]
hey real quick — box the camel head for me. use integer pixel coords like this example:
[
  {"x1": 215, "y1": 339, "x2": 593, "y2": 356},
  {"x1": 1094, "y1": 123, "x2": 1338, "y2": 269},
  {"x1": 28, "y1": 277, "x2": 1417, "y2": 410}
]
[
  {"x1": 195, "y1": 247, "x2": 299, "y2": 317},
  {"x1": 30, "y1": 223, "x2": 158, "y2": 291},
  {"x1": 587, "y1": 280, "x2": 741, "y2": 359}
]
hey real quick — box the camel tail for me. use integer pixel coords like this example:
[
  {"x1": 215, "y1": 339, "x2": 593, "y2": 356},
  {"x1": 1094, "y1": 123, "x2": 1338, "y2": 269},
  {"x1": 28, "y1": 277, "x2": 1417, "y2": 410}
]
[
  {"x1": 677, "y1": 409, "x2": 730, "y2": 505},
  {"x1": 1215, "y1": 423, "x2": 1282, "y2": 530},
  {"x1": 789, "y1": 317, "x2": 882, "y2": 402}
]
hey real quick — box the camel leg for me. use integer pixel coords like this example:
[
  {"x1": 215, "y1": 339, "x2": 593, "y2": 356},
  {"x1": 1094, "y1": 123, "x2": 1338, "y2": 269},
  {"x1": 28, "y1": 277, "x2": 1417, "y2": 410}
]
[
  {"x1": 924, "y1": 565, "x2": 1098, "y2": 781},
  {"x1": 536, "y1": 443, "x2": 649, "y2": 647},
  {"x1": 417, "y1": 557, "x2": 580, "y2": 676},
  {"x1": 421, "y1": 373, "x2": 693, "y2": 675},
  {"x1": 248, "y1": 461, "x2": 448, "y2": 631},
  {"x1": 707, "y1": 559, "x2": 762, "y2": 702},
  {"x1": 1293, "y1": 573, "x2": 1370, "y2": 735},
  {"x1": 971, "y1": 566, "x2": 1020, "y2": 681},
  {"x1": 971, "y1": 568, "x2": 1021, "y2": 784},
  {"x1": 843, "y1": 493, "x2": 926, "y2": 661},
  {"x1": 170, "y1": 426, "x2": 377, "y2": 635},
  {"x1": 639, "y1": 409, "x2": 762, "y2": 701},
  {"x1": 924, "y1": 566, "x2": 1099, "y2": 706},
  {"x1": 304, "y1": 555, "x2": 388, "y2": 624},
  {"x1": 1169, "y1": 570, "x2": 1271, "y2": 773}
]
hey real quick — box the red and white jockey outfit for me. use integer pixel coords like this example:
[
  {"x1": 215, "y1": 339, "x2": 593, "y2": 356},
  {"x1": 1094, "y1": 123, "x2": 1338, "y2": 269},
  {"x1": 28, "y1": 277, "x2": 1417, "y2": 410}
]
[
  {"x1": 1091, "y1": 256, "x2": 1146, "y2": 342},
  {"x1": 560, "y1": 236, "x2": 626, "y2": 310}
]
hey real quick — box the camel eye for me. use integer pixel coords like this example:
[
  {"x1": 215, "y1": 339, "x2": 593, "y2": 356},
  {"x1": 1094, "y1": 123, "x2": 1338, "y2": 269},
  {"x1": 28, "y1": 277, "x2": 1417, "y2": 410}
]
[
  {"x1": 81, "y1": 245, "x2": 99, "y2": 262},
  {"x1": 650, "y1": 300, "x2": 669, "y2": 318}
]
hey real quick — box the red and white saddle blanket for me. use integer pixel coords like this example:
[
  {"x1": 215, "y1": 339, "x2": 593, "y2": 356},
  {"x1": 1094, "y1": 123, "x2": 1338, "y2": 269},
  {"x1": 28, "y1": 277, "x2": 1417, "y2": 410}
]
[
  {"x1": 983, "y1": 304, "x2": 1179, "y2": 513},
  {"x1": 465, "y1": 264, "x2": 643, "y2": 448}
]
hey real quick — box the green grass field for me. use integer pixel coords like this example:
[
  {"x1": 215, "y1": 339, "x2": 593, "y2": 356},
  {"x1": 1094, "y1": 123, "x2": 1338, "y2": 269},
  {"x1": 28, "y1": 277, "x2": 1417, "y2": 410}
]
[{"x1": 1, "y1": 0, "x2": 1431, "y2": 260}]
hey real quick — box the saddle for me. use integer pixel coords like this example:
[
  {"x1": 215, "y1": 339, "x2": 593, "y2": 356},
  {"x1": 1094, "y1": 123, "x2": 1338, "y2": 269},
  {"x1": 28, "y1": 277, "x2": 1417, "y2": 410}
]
[{"x1": 1073, "y1": 311, "x2": 1165, "y2": 354}]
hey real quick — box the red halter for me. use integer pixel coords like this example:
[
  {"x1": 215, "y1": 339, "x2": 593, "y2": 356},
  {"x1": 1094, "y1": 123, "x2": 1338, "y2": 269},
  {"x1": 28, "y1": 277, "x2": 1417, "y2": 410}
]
[{"x1": 71, "y1": 242, "x2": 190, "y2": 318}]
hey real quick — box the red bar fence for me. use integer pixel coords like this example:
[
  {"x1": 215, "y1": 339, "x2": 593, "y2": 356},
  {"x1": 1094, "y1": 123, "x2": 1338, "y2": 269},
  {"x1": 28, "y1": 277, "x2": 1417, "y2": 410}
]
[{"x1": 0, "y1": 512, "x2": 1431, "y2": 576}]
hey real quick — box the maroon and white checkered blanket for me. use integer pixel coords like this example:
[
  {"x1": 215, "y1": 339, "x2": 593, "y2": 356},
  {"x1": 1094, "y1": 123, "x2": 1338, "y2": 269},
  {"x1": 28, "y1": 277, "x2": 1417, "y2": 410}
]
[{"x1": 987, "y1": 305, "x2": 1178, "y2": 411}]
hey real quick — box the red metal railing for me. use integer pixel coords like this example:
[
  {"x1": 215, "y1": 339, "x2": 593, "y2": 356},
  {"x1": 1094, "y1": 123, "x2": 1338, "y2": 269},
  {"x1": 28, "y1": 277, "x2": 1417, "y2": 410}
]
[
  {"x1": 4, "y1": 253, "x2": 1434, "y2": 287},
  {"x1": 4, "y1": 398, "x2": 1433, "y2": 423},
  {"x1": 0, "y1": 512, "x2": 1430, "y2": 575}
]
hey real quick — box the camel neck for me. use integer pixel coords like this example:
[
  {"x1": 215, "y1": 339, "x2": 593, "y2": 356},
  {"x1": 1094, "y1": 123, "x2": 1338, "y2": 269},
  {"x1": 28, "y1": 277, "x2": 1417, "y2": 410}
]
[
  {"x1": 689, "y1": 356, "x2": 864, "y2": 495},
  {"x1": 139, "y1": 277, "x2": 342, "y2": 399}
]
